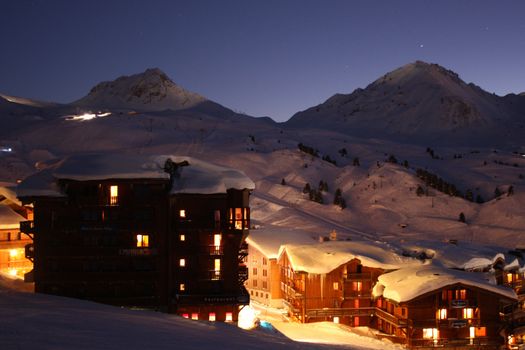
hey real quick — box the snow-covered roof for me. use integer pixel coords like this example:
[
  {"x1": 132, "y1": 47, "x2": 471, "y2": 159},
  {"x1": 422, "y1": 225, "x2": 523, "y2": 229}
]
[
  {"x1": 402, "y1": 240, "x2": 515, "y2": 271},
  {"x1": 372, "y1": 263, "x2": 517, "y2": 303},
  {"x1": 0, "y1": 182, "x2": 21, "y2": 205},
  {"x1": 17, "y1": 154, "x2": 255, "y2": 198},
  {"x1": 0, "y1": 203, "x2": 24, "y2": 230},
  {"x1": 247, "y1": 226, "x2": 318, "y2": 259},
  {"x1": 279, "y1": 240, "x2": 422, "y2": 274}
]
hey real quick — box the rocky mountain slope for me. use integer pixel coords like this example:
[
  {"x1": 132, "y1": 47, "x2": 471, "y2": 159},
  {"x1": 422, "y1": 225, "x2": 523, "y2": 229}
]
[
  {"x1": 286, "y1": 61, "x2": 525, "y2": 146},
  {"x1": 73, "y1": 68, "x2": 207, "y2": 111}
]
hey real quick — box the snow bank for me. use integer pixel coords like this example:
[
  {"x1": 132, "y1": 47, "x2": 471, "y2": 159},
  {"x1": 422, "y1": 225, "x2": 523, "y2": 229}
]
[{"x1": 373, "y1": 263, "x2": 517, "y2": 303}]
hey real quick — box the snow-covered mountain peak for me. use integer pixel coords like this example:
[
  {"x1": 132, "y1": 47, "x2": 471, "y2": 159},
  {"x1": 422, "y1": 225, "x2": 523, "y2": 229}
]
[{"x1": 73, "y1": 68, "x2": 207, "y2": 111}]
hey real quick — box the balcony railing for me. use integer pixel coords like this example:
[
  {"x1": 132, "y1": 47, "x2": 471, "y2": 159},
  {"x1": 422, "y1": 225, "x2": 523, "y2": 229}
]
[
  {"x1": 204, "y1": 245, "x2": 223, "y2": 255},
  {"x1": 344, "y1": 272, "x2": 372, "y2": 281},
  {"x1": 20, "y1": 220, "x2": 34, "y2": 234},
  {"x1": 409, "y1": 337, "x2": 499, "y2": 349}
]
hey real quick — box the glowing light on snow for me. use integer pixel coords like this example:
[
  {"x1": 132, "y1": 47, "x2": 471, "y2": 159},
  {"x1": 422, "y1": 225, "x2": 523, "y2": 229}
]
[
  {"x1": 9, "y1": 248, "x2": 22, "y2": 258},
  {"x1": 65, "y1": 112, "x2": 112, "y2": 121},
  {"x1": 237, "y1": 305, "x2": 257, "y2": 329}
]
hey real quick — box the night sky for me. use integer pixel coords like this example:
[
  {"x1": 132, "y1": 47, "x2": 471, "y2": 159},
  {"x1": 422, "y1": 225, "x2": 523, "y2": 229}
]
[{"x1": 1, "y1": 0, "x2": 524, "y2": 122}]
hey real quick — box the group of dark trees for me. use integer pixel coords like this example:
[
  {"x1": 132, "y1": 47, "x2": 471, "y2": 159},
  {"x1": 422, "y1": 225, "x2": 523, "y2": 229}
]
[
  {"x1": 385, "y1": 154, "x2": 409, "y2": 168},
  {"x1": 302, "y1": 181, "x2": 346, "y2": 209},
  {"x1": 298, "y1": 143, "x2": 337, "y2": 166},
  {"x1": 415, "y1": 168, "x2": 461, "y2": 197}
]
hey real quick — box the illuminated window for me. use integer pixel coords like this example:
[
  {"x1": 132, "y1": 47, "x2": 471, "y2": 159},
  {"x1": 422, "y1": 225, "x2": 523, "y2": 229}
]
[
  {"x1": 353, "y1": 316, "x2": 360, "y2": 326},
  {"x1": 354, "y1": 299, "x2": 360, "y2": 308},
  {"x1": 463, "y1": 308, "x2": 474, "y2": 319},
  {"x1": 191, "y1": 313, "x2": 198, "y2": 320},
  {"x1": 353, "y1": 281, "x2": 362, "y2": 291},
  {"x1": 253, "y1": 267, "x2": 257, "y2": 275},
  {"x1": 457, "y1": 289, "x2": 466, "y2": 299},
  {"x1": 110, "y1": 185, "x2": 118, "y2": 205},
  {"x1": 333, "y1": 316, "x2": 340, "y2": 324},
  {"x1": 235, "y1": 208, "x2": 243, "y2": 229},
  {"x1": 179, "y1": 258, "x2": 186, "y2": 267},
  {"x1": 474, "y1": 327, "x2": 486, "y2": 337},
  {"x1": 213, "y1": 258, "x2": 221, "y2": 280},
  {"x1": 507, "y1": 273, "x2": 514, "y2": 283},
  {"x1": 209, "y1": 312, "x2": 216, "y2": 321},
  {"x1": 438, "y1": 308, "x2": 447, "y2": 320},
  {"x1": 225, "y1": 312, "x2": 233, "y2": 322},
  {"x1": 182, "y1": 313, "x2": 189, "y2": 319},
  {"x1": 136, "y1": 234, "x2": 149, "y2": 247},
  {"x1": 423, "y1": 328, "x2": 439, "y2": 340},
  {"x1": 214, "y1": 234, "x2": 221, "y2": 251},
  {"x1": 333, "y1": 282, "x2": 339, "y2": 290},
  {"x1": 179, "y1": 209, "x2": 186, "y2": 218},
  {"x1": 179, "y1": 283, "x2": 185, "y2": 291},
  {"x1": 179, "y1": 234, "x2": 185, "y2": 241}
]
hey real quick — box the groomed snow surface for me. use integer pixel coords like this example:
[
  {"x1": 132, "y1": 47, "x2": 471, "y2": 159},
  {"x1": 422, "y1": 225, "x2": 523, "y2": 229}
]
[{"x1": 0, "y1": 274, "x2": 401, "y2": 350}]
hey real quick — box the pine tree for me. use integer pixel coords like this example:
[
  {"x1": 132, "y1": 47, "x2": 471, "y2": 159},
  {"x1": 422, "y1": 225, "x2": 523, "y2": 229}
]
[
  {"x1": 465, "y1": 189, "x2": 474, "y2": 202},
  {"x1": 508, "y1": 186, "x2": 514, "y2": 196},
  {"x1": 340, "y1": 198, "x2": 347, "y2": 209},
  {"x1": 303, "y1": 183, "x2": 311, "y2": 194},
  {"x1": 353, "y1": 157, "x2": 360, "y2": 167},
  {"x1": 333, "y1": 188, "x2": 342, "y2": 205},
  {"x1": 281, "y1": 178, "x2": 286, "y2": 186},
  {"x1": 476, "y1": 194, "x2": 484, "y2": 203},
  {"x1": 459, "y1": 212, "x2": 466, "y2": 223},
  {"x1": 416, "y1": 185, "x2": 425, "y2": 197},
  {"x1": 494, "y1": 187, "x2": 502, "y2": 198}
]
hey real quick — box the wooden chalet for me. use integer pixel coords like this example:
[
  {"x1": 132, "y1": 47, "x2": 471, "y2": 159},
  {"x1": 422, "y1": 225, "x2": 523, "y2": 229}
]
[
  {"x1": 0, "y1": 187, "x2": 33, "y2": 279},
  {"x1": 373, "y1": 264, "x2": 518, "y2": 349},
  {"x1": 502, "y1": 263, "x2": 525, "y2": 349},
  {"x1": 17, "y1": 154, "x2": 254, "y2": 322},
  {"x1": 277, "y1": 239, "x2": 415, "y2": 326}
]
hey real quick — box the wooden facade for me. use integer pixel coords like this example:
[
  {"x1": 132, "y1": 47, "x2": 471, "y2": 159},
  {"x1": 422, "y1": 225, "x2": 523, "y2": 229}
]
[
  {"x1": 20, "y1": 176, "x2": 251, "y2": 322},
  {"x1": 375, "y1": 283, "x2": 516, "y2": 349},
  {"x1": 502, "y1": 269, "x2": 525, "y2": 349},
  {"x1": 279, "y1": 249, "x2": 384, "y2": 326},
  {"x1": 0, "y1": 201, "x2": 33, "y2": 279}
]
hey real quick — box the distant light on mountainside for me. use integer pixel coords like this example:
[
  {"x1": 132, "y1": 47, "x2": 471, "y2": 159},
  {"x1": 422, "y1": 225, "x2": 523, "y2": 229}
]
[{"x1": 64, "y1": 112, "x2": 112, "y2": 122}]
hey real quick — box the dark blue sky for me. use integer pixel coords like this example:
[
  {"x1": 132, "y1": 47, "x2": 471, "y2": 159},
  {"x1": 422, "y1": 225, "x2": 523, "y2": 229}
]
[{"x1": 1, "y1": 0, "x2": 524, "y2": 122}]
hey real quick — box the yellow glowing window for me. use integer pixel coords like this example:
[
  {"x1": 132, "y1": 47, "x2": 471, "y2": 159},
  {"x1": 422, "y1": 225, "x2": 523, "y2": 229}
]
[
  {"x1": 457, "y1": 289, "x2": 466, "y2": 299},
  {"x1": 179, "y1": 209, "x2": 186, "y2": 218},
  {"x1": 191, "y1": 313, "x2": 198, "y2": 320},
  {"x1": 179, "y1": 258, "x2": 186, "y2": 267},
  {"x1": 507, "y1": 273, "x2": 514, "y2": 283},
  {"x1": 179, "y1": 283, "x2": 185, "y2": 291},
  {"x1": 179, "y1": 234, "x2": 185, "y2": 241},
  {"x1": 214, "y1": 234, "x2": 221, "y2": 248},
  {"x1": 225, "y1": 312, "x2": 233, "y2": 322},
  {"x1": 235, "y1": 208, "x2": 243, "y2": 229},
  {"x1": 209, "y1": 312, "x2": 216, "y2": 321},
  {"x1": 474, "y1": 326, "x2": 486, "y2": 337},
  {"x1": 136, "y1": 234, "x2": 149, "y2": 247},
  {"x1": 463, "y1": 308, "x2": 474, "y2": 319},
  {"x1": 353, "y1": 281, "x2": 362, "y2": 291},
  {"x1": 438, "y1": 308, "x2": 447, "y2": 320},
  {"x1": 354, "y1": 299, "x2": 359, "y2": 308},
  {"x1": 110, "y1": 185, "x2": 118, "y2": 205},
  {"x1": 333, "y1": 282, "x2": 339, "y2": 290},
  {"x1": 213, "y1": 258, "x2": 221, "y2": 280},
  {"x1": 9, "y1": 248, "x2": 23, "y2": 259},
  {"x1": 423, "y1": 328, "x2": 439, "y2": 339}
]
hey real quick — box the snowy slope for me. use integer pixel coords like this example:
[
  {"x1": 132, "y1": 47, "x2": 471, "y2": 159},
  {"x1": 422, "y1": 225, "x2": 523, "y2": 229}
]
[
  {"x1": 286, "y1": 61, "x2": 525, "y2": 146},
  {"x1": 0, "y1": 64, "x2": 523, "y2": 257},
  {"x1": 73, "y1": 68, "x2": 207, "y2": 111}
]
